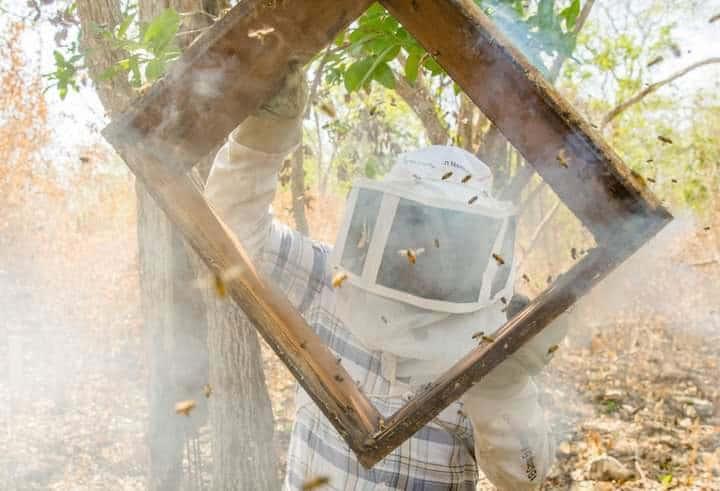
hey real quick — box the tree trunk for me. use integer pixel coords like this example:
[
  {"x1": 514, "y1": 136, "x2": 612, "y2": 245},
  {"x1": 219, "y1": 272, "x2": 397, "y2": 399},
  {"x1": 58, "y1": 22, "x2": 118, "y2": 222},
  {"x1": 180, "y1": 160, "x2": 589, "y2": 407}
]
[
  {"x1": 290, "y1": 145, "x2": 309, "y2": 235},
  {"x1": 79, "y1": 1, "x2": 277, "y2": 490},
  {"x1": 203, "y1": 287, "x2": 280, "y2": 491}
]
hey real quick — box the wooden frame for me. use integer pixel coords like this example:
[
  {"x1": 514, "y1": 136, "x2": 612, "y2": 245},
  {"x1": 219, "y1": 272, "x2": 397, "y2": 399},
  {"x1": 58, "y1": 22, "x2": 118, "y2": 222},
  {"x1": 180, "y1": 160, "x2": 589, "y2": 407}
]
[{"x1": 103, "y1": 0, "x2": 672, "y2": 468}]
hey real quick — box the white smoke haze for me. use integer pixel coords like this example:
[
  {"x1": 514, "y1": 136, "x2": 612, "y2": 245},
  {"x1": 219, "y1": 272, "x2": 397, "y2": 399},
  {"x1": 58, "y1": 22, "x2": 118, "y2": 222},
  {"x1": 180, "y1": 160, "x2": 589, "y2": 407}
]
[{"x1": 2, "y1": 0, "x2": 719, "y2": 490}]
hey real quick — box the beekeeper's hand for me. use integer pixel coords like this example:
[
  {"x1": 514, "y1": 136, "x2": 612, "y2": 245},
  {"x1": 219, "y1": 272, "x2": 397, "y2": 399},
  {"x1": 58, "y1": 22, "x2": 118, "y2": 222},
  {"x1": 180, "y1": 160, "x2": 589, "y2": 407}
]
[
  {"x1": 231, "y1": 63, "x2": 308, "y2": 154},
  {"x1": 459, "y1": 309, "x2": 570, "y2": 490}
]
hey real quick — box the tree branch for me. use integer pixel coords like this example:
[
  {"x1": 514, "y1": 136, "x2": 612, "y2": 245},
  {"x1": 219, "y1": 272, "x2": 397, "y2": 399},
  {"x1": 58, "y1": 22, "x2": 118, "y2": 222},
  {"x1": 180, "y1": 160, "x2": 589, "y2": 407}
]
[
  {"x1": 548, "y1": 0, "x2": 597, "y2": 81},
  {"x1": 394, "y1": 71, "x2": 449, "y2": 145},
  {"x1": 602, "y1": 57, "x2": 720, "y2": 128}
]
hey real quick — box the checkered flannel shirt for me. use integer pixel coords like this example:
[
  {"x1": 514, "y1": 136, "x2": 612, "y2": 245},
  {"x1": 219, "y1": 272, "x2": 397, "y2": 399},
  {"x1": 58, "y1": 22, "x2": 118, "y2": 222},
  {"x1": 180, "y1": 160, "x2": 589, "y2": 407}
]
[{"x1": 258, "y1": 222, "x2": 478, "y2": 490}]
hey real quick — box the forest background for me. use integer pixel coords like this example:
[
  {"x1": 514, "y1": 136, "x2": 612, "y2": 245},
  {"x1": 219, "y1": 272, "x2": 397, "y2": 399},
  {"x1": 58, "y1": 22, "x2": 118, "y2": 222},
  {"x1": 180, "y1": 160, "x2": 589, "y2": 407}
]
[{"x1": 0, "y1": 0, "x2": 719, "y2": 489}]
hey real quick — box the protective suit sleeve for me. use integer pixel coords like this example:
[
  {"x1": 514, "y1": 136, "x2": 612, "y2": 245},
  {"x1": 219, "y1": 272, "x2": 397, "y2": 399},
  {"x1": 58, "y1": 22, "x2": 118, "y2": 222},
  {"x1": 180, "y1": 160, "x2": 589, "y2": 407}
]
[
  {"x1": 460, "y1": 315, "x2": 570, "y2": 490},
  {"x1": 205, "y1": 128, "x2": 295, "y2": 261}
]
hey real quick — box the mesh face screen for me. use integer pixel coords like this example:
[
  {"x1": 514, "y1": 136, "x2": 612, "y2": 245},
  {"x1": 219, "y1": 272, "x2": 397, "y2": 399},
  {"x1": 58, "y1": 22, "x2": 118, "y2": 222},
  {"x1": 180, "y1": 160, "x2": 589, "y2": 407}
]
[
  {"x1": 340, "y1": 188, "x2": 384, "y2": 275},
  {"x1": 375, "y1": 198, "x2": 503, "y2": 303}
]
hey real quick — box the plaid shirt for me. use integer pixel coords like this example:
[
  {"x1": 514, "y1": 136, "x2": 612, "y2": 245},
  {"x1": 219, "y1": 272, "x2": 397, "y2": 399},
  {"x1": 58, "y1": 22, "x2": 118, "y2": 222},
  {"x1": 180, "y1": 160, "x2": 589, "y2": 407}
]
[{"x1": 259, "y1": 222, "x2": 478, "y2": 490}]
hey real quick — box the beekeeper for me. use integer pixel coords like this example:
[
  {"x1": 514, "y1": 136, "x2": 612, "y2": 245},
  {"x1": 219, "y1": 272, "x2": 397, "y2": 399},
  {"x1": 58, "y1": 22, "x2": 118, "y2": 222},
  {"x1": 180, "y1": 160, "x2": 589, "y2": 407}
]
[{"x1": 205, "y1": 66, "x2": 567, "y2": 490}]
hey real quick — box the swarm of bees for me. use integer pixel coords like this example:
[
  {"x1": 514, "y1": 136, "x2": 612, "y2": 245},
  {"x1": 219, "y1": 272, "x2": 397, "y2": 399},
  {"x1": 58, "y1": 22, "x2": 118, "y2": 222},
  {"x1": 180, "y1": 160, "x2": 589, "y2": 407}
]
[
  {"x1": 175, "y1": 399, "x2": 197, "y2": 417},
  {"x1": 332, "y1": 271, "x2": 349, "y2": 288},
  {"x1": 398, "y1": 248, "x2": 425, "y2": 265}
]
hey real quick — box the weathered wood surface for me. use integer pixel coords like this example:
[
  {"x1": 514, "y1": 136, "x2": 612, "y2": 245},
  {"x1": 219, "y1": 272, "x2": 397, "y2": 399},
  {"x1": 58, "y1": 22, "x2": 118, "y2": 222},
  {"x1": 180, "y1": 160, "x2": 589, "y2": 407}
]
[
  {"x1": 380, "y1": 0, "x2": 671, "y2": 243},
  {"x1": 104, "y1": 0, "x2": 674, "y2": 470},
  {"x1": 103, "y1": 0, "x2": 373, "y2": 174}
]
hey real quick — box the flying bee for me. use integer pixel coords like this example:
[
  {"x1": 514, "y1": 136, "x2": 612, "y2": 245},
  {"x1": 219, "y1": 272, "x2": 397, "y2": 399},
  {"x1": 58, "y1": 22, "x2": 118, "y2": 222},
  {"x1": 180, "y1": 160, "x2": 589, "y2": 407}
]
[
  {"x1": 492, "y1": 253, "x2": 505, "y2": 266},
  {"x1": 647, "y1": 177, "x2": 656, "y2": 183},
  {"x1": 556, "y1": 149, "x2": 569, "y2": 168},
  {"x1": 461, "y1": 174, "x2": 472, "y2": 183},
  {"x1": 332, "y1": 271, "x2": 349, "y2": 288},
  {"x1": 213, "y1": 274, "x2": 227, "y2": 298},
  {"x1": 571, "y1": 247, "x2": 578, "y2": 260},
  {"x1": 468, "y1": 195, "x2": 478, "y2": 205},
  {"x1": 547, "y1": 345, "x2": 559, "y2": 355},
  {"x1": 471, "y1": 331, "x2": 485, "y2": 340},
  {"x1": 318, "y1": 101, "x2": 337, "y2": 119},
  {"x1": 481, "y1": 335, "x2": 495, "y2": 343},
  {"x1": 441, "y1": 171, "x2": 453, "y2": 180},
  {"x1": 657, "y1": 135, "x2": 673, "y2": 144},
  {"x1": 175, "y1": 400, "x2": 197, "y2": 417},
  {"x1": 301, "y1": 476, "x2": 330, "y2": 490},
  {"x1": 434, "y1": 238, "x2": 440, "y2": 248},
  {"x1": 203, "y1": 384, "x2": 213, "y2": 398},
  {"x1": 398, "y1": 248, "x2": 424, "y2": 265},
  {"x1": 704, "y1": 226, "x2": 711, "y2": 231}
]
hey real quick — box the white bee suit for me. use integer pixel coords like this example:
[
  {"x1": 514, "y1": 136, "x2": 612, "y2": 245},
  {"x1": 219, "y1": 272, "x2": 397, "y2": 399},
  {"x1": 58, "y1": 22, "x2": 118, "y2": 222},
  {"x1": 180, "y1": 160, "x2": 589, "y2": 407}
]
[{"x1": 206, "y1": 103, "x2": 564, "y2": 488}]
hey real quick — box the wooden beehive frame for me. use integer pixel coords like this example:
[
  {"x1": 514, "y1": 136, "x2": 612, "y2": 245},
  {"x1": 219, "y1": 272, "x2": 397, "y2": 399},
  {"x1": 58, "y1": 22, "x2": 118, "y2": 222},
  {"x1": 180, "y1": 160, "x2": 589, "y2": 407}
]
[{"x1": 103, "y1": 0, "x2": 672, "y2": 467}]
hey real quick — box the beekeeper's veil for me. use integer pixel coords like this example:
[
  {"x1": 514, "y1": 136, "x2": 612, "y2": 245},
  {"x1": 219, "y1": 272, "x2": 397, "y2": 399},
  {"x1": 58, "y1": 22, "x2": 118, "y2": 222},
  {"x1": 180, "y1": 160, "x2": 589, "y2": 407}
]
[{"x1": 330, "y1": 146, "x2": 518, "y2": 382}]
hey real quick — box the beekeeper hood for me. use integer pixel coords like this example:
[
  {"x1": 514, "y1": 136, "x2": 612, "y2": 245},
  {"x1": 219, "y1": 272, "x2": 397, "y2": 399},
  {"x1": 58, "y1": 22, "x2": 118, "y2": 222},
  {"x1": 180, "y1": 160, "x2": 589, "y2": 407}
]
[{"x1": 330, "y1": 146, "x2": 518, "y2": 381}]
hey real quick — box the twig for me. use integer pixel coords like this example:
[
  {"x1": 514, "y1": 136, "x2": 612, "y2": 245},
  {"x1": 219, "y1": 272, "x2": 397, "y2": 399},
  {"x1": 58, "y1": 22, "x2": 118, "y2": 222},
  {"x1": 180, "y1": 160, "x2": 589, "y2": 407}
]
[
  {"x1": 518, "y1": 199, "x2": 561, "y2": 269},
  {"x1": 548, "y1": 0, "x2": 597, "y2": 81},
  {"x1": 634, "y1": 442, "x2": 647, "y2": 486},
  {"x1": 602, "y1": 57, "x2": 720, "y2": 128}
]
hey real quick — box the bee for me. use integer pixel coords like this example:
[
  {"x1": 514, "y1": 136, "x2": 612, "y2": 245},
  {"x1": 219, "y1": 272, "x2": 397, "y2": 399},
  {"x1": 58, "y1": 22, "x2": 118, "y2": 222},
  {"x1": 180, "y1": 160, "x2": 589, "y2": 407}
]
[
  {"x1": 647, "y1": 177, "x2": 656, "y2": 183},
  {"x1": 646, "y1": 158, "x2": 654, "y2": 163},
  {"x1": 434, "y1": 238, "x2": 440, "y2": 248},
  {"x1": 461, "y1": 174, "x2": 472, "y2": 183},
  {"x1": 471, "y1": 331, "x2": 485, "y2": 340},
  {"x1": 332, "y1": 271, "x2": 349, "y2": 288},
  {"x1": 468, "y1": 195, "x2": 478, "y2": 205},
  {"x1": 318, "y1": 101, "x2": 337, "y2": 119},
  {"x1": 301, "y1": 476, "x2": 330, "y2": 490},
  {"x1": 398, "y1": 248, "x2": 424, "y2": 265},
  {"x1": 657, "y1": 135, "x2": 673, "y2": 144},
  {"x1": 669, "y1": 43, "x2": 682, "y2": 58},
  {"x1": 547, "y1": 345, "x2": 559, "y2": 355},
  {"x1": 334, "y1": 374, "x2": 344, "y2": 383},
  {"x1": 547, "y1": 275, "x2": 553, "y2": 284},
  {"x1": 556, "y1": 149, "x2": 569, "y2": 168},
  {"x1": 481, "y1": 335, "x2": 495, "y2": 343},
  {"x1": 671, "y1": 178, "x2": 678, "y2": 183},
  {"x1": 441, "y1": 171, "x2": 453, "y2": 180},
  {"x1": 647, "y1": 55, "x2": 664, "y2": 68},
  {"x1": 704, "y1": 226, "x2": 711, "y2": 231},
  {"x1": 213, "y1": 274, "x2": 227, "y2": 298},
  {"x1": 522, "y1": 274, "x2": 531, "y2": 282},
  {"x1": 492, "y1": 253, "x2": 505, "y2": 266},
  {"x1": 175, "y1": 400, "x2": 197, "y2": 416},
  {"x1": 630, "y1": 169, "x2": 647, "y2": 189},
  {"x1": 500, "y1": 296, "x2": 507, "y2": 305},
  {"x1": 203, "y1": 384, "x2": 213, "y2": 398},
  {"x1": 380, "y1": 315, "x2": 388, "y2": 324},
  {"x1": 378, "y1": 418, "x2": 386, "y2": 430}
]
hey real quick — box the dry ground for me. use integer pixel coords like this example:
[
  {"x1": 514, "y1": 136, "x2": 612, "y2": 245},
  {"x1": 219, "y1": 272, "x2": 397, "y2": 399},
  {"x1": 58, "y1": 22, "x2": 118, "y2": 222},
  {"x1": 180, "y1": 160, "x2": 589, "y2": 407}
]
[{"x1": 0, "y1": 190, "x2": 718, "y2": 490}]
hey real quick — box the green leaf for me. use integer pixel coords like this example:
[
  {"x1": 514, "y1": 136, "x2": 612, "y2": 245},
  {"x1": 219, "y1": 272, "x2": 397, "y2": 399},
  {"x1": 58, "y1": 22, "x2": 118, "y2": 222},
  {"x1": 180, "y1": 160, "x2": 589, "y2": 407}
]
[
  {"x1": 404, "y1": 51, "x2": 421, "y2": 84},
  {"x1": 560, "y1": 0, "x2": 581, "y2": 30},
  {"x1": 142, "y1": 8, "x2": 180, "y2": 56},
  {"x1": 145, "y1": 58, "x2": 166, "y2": 81},
  {"x1": 117, "y1": 12, "x2": 135, "y2": 39},
  {"x1": 423, "y1": 56, "x2": 444, "y2": 75},
  {"x1": 344, "y1": 58, "x2": 374, "y2": 92},
  {"x1": 373, "y1": 63, "x2": 395, "y2": 89}
]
